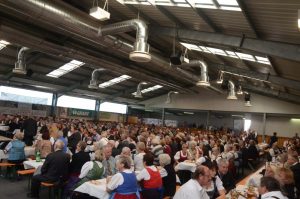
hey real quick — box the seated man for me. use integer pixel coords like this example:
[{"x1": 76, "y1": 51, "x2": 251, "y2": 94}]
[
  {"x1": 217, "y1": 158, "x2": 235, "y2": 193},
  {"x1": 173, "y1": 165, "x2": 210, "y2": 199},
  {"x1": 248, "y1": 176, "x2": 288, "y2": 199},
  {"x1": 27, "y1": 140, "x2": 70, "y2": 198}
]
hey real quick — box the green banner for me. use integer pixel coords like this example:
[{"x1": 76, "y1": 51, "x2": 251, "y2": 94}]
[{"x1": 68, "y1": 108, "x2": 93, "y2": 117}]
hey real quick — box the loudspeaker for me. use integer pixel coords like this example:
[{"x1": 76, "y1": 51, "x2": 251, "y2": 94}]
[
  {"x1": 245, "y1": 93, "x2": 251, "y2": 101},
  {"x1": 26, "y1": 69, "x2": 34, "y2": 77},
  {"x1": 170, "y1": 50, "x2": 183, "y2": 65}
]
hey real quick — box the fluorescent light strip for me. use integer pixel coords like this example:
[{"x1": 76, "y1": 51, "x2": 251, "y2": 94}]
[
  {"x1": 181, "y1": 42, "x2": 271, "y2": 65},
  {"x1": 132, "y1": 85, "x2": 163, "y2": 95},
  {"x1": 46, "y1": 60, "x2": 85, "y2": 78},
  {"x1": 0, "y1": 40, "x2": 10, "y2": 51},
  {"x1": 116, "y1": 0, "x2": 241, "y2": 11},
  {"x1": 99, "y1": 75, "x2": 131, "y2": 88}
]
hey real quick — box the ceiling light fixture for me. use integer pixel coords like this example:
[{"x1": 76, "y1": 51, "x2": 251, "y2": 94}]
[
  {"x1": 46, "y1": 60, "x2": 84, "y2": 78},
  {"x1": 216, "y1": 71, "x2": 224, "y2": 84},
  {"x1": 89, "y1": 0, "x2": 110, "y2": 21},
  {"x1": 99, "y1": 75, "x2": 131, "y2": 88}
]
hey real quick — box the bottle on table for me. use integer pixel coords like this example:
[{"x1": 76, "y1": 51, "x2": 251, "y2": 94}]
[{"x1": 36, "y1": 150, "x2": 41, "y2": 162}]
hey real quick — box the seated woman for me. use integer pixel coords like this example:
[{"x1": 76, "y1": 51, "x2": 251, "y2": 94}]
[
  {"x1": 158, "y1": 153, "x2": 176, "y2": 198},
  {"x1": 74, "y1": 149, "x2": 105, "y2": 188},
  {"x1": 202, "y1": 161, "x2": 226, "y2": 199},
  {"x1": 34, "y1": 130, "x2": 52, "y2": 159},
  {"x1": 136, "y1": 153, "x2": 163, "y2": 199},
  {"x1": 4, "y1": 132, "x2": 25, "y2": 164},
  {"x1": 188, "y1": 141, "x2": 200, "y2": 161},
  {"x1": 107, "y1": 155, "x2": 139, "y2": 199},
  {"x1": 174, "y1": 143, "x2": 191, "y2": 164}
]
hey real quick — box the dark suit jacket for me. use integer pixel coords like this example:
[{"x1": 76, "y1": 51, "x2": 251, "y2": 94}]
[
  {"x1": 69, "y1": 151, "x2": 90, "y2": 175},
  {"x1": 290, "y1": 162, "x2": 300, "y2": 197},
  {"x1": 68, "y1": 132, "x2": 81, "y2": 153},
  {"x1": 41, "y1": 150, "x2": 70, "y2": 181},
  {"x1": 217, "y1": 171, "x2": 235, "y2": 193},
  {"x1": 22, "y1": 118, "x2": 37, "y2": 137}
]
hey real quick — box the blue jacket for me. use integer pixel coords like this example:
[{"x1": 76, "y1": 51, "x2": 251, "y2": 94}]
[{"x1": 8, "y1": 140, "x2": 25, "y2": 161}]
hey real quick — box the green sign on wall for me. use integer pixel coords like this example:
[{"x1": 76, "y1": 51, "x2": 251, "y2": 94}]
[{"x1": 68, "y1": 108, "x2": 93, "y2": 117}]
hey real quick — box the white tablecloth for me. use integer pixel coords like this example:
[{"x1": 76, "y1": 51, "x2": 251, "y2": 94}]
[
  {"x1": 175, "y1": 161, "x2": 197, "y2": 172},
  {"x1": 0, "y1": 146, "x2": 36, "y2": 160},
  {"x1": 258, "y1": 143, "x2": 268, "y2": 150},
  {"x1": 23, "y1": 159, "x2": 44, "y2": 175},
  {"x1": 75, "y1": 179, "x2": 110, "y2": 199},
  {"x1": 0, "y1": 126, "x2": 9, "y2": 131}
]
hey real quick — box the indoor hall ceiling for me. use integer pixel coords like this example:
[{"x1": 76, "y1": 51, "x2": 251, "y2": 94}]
[{"x1": 0, "y1": 0, "x2": 298, "y2": 106}]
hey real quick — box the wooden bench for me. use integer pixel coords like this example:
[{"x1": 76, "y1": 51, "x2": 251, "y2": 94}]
[
  {"x1": 41, "y1": 182, "x2": 63, "y2": 199},
  {"x1": 17, "y1": 169, "x2": 36, "y2": 189},
  {"x1": 0, "y1": 162, "x2": 17, "y2": 178}
]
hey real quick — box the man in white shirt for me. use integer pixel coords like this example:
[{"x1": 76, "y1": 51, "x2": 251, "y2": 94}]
[
  {"x1": 248, "y1": 176, "x2": 288, "y2": 199},
  {"x1": 173, "y1": 165, "x2": 211, "y2": 199}
]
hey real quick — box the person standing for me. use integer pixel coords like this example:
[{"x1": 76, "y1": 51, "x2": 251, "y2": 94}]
[{"x1": 22, "y1": 116, "x2": 37, "y2": 146}]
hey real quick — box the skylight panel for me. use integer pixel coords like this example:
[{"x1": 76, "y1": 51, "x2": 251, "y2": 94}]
[
  {"x1": 235, "y1": 52, "x2": 255, "y2": 61},
  {"x1": 217, "y1": 0, "x2": 238, "y2": 6},
  {"x1": 199, "y1": 46, "x2": 212, "y2": 53},
  {"x1": 226, "y1": 50, "x2": 238, "y2": 58},
  {"x1": 132, "y1": 85, "x2": 163, "y2": 95},
  {"x1": 180, "y1": 42, "x2": 270, "y2": 65},
  {"x1": 117, "y1": 0, "x2": 240, "y2": 10},
  {"x1": 180, "y1": 42, "x2": 202, "y2": 52},
  {"x1": 46, "y1": 59, "x2": 85, "y2": 78},
  {"x1": 206, "y1": 47, "x2": 226, "y2": 56},
  {"x1": 256, "y1": 56, "x2": 271, "y2": 65},
  {"x1": 98, "y1": 75, "x2": 131, "y2": 88},
  {"x1": 0, "y1": 40, "x2": 10, "y2": 51}
]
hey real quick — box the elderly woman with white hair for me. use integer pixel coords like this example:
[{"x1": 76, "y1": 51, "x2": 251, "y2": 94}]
[
  {"x1": 159, "y1": 153, "x2": 176, "y2": 198},
  {"x1": 4, "y1": 132, "x2": 25, "y2": 164},
  {"x1": 189, "y1": 141, "x2": 200, "y2": 161}
]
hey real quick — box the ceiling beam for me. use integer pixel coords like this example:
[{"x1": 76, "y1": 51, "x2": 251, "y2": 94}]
[
  {"x1": 150, "y1": 26, "x2": 300, "y2": 62},
  {"x1": 183, "y1": 0, "x2": 220, "y2": 32},
  {"x1": 156, "y1": 6, "x2": 186, "y2": 28},
  {"x1": 236, "y1": 0, "x2": 259, "y2": 38}
]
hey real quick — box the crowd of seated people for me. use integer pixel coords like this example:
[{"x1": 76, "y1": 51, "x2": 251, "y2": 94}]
[{"x1": 0, "y1": 114, "x2": 300, "y2": 199}]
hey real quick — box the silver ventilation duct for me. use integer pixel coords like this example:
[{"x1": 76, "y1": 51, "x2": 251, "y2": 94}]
[
  {"x1": 13, "y1": 46, "x2": 30, "y2": 74},
  {"x1": 133, "y1": 82, "x2": 147, "y2": 98},
  {"x1": 165, "y1": 91, "x2": 178, "y2": 104},
  {"x1": 227, "y1": 80, "x2": 237, "y2": 100},
  {"x1": 88, "y1": 68, "x2": 105, "y2": 89},
  {"x1": 98, "y1": 19, "x2": 151, "y2": 62},
  {"x1": 1, "y1": 0, "x2": 151, "y2": 63},
  {"x1": 0, "y1": 0, "x2": 222, "y2": 94},
  {"x1": 180, "y1": 60, "x2": 210, "y2": 87}
]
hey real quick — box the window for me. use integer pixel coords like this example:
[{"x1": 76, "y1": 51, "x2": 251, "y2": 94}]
[
  {"x1": 244, "y1": 119, "x2": 251, "y2": 132},
  {"x1": 100, "y1": 102, "x2": 127, "y2": 114},
  {"x1": 0, "y1": 86, "x2": 53, "y2": 105},
  {"x1": 57, "y1": 95, "x2": 96, "y2": 110}
]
